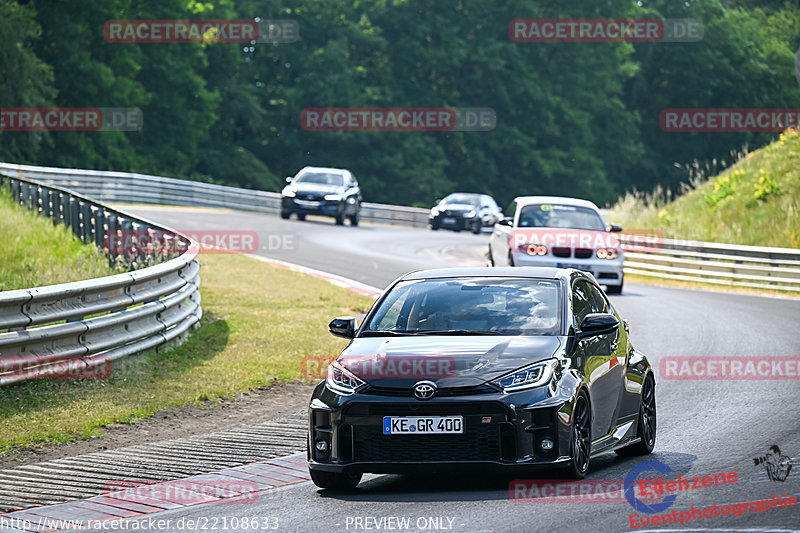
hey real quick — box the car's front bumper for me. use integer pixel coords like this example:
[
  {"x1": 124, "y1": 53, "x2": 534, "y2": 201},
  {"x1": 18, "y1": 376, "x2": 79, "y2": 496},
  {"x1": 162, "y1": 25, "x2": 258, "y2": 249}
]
[
  {"x1": 511, "y1": 253, "x2": 624, "y2": 286},
  {"x1": 282, "y1": 196, "x2": 342, "y2": 216},
  {"x1": 307, "y1": 381, "x2": 579, "y2": 474}
]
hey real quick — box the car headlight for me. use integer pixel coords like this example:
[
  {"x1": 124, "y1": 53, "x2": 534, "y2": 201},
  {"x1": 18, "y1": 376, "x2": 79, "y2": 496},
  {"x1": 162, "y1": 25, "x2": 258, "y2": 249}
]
[
  {"x1": 523, "y1": 244, "x2": 548, "y2": 256},
  {"x1": 430, "y1": 208, "x2": 439, "y2": 216},
  {"x1": 464, "y1": 210, "x2": 477, "y2": 218},
  {"x1": 492, "y1": 360, "x2": 556, "y2": 392},
  {"x1": 597, "y1": 248, "x2": 620, "y2": 259},
  {"x1": 326, "y1": 360, "x2": 365, "y2": 395},
  {"x1": 282, "y1": 188, "x2": 296, "y2": 198},
  {"x1": 324, "y1": 193, "x2": 342, "y2": 201}
]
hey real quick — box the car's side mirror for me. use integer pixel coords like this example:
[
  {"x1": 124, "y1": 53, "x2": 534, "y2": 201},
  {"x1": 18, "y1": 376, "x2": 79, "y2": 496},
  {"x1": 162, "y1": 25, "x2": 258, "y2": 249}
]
[
  {"x1": 286, "y1": 176, "x2": 293, "y2": 183},
  {"x1": 608, "y1": 224, "x2": 623, "y2": 233},
  {"x1": 329, "y1": 316, "x2": 357, "y2": 338},
  {"x1": 497, "y1": 217, "x2": 513, "y2": 227},
  {"x1": 577, "y1": 313, "x2": 619, "y2": 340}
]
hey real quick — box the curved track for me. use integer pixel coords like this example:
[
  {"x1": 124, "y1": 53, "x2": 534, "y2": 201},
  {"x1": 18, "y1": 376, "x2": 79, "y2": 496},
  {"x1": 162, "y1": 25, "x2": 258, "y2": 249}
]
[{"x1": 109, "y1": 207, "x2": 799, "y2": 533}]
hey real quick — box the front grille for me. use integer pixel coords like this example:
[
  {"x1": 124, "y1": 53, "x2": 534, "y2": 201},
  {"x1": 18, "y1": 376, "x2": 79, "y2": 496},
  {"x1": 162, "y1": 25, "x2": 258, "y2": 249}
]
[
  {"x1": 347, "y1": 402, "x2": 507, "y2": 417},
  {"x1": 297, "y1": 193, "x2": 322, "y2": 201},
  {"x1": 575, "y1": 248, "x2": 593, "y2": 259},
  {"x1": 552, "y1": 247, "x2": 571, "y2": 258},
  {"x1": 365, "y1": 385, "x2": 497, "y2": 398},
  {"x1": 352, "y1": 423, "x2": 503, "y2": 462}
]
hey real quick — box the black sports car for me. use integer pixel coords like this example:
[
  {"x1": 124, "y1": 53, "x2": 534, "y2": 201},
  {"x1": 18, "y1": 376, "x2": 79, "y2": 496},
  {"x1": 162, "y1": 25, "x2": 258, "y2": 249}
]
[
  {"x1": 428, "y1": 193, "x2": 503, "y2": 234},
  {"x1": 307, "y1": 267, "x2": 656, "y2": 489}
]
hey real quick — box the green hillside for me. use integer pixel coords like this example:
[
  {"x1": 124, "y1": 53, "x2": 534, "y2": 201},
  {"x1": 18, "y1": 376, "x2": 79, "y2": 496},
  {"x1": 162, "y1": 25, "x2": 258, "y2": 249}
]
[{"x1": 608, "y1": 129, "x2": 800, "y2": 249}]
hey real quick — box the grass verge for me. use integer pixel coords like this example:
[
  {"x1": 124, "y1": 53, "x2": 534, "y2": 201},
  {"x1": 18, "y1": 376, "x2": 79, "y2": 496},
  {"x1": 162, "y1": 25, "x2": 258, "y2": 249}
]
[
  {"x1": 0, "y1": 187, "x2": 123, "y2": 290},
  {"x1": 0, "y1": 253, "x2": 374, "y2": 454}
]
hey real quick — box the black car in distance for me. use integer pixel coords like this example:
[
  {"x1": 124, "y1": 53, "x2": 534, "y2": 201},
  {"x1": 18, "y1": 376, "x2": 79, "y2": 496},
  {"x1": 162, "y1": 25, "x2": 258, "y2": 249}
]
[
  {"x1": 308, "y1": 267, "x2": 656, "y2": 489},
  {"x1": 429, "y1": 193, "x2": 503, "y2": 234},
  {"x1": 281, "y1": 166, "x2": 362, "y2": 225}
]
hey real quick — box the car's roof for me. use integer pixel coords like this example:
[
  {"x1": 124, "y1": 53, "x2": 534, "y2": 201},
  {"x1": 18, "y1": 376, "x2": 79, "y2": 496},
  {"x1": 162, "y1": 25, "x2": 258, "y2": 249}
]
[
  {"x1": 514, "y1": 196, "x2": 600, "y2": 210},
  {"x1": 298, "y1": 166, "x2": 350, "y2": 175},
  {"x1": 401, "y1": 267, "x2": 569, "y2": 281}
]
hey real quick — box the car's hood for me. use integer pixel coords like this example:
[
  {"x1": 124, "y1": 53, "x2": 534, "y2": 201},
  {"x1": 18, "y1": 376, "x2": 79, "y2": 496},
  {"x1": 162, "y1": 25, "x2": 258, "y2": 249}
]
[
  {"x1": 339, "y1": 335, "x2": 563, "y2": 388},
  {"x1": 289, "y1": 183, "x2": 342, "y2": 195}
]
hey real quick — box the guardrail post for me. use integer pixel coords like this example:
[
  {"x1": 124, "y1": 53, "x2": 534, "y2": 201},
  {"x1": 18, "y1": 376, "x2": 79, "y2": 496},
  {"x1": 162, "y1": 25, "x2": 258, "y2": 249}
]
[
  {"x1": 42, "y1": 188, "x2": 51, "y2": 218},
  {"x1": 81, "y1": 202, "x2": 92, "y2": 243},
  {"x1": 106, "y1": 213, "x2": 118, "y2": 268},
  {"x1": 94, "y1": 208, "x2": 105, "y2": 248},
  {"x1": 10, "y1": 179, "x2": 20, "y2": 203},
  {"x1": 69, "y1": 198, "x2": 81, "y2": 238},
  {"x1": 60, "y1": 193, "x2": 69, "y2": 227},
  {"x1": 31, "y1": 186, "x2": 40, "y2": 213},
  {"x1": 20, "y1": 182, "x2": 29, "y2": 207},
  {"x1": 120, "y1": 217, "x2": 133, "y2": 268}
]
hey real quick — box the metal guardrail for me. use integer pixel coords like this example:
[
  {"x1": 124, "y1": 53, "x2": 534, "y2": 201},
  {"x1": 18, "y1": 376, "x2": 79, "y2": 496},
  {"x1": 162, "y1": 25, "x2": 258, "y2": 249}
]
[
  {"x1": 0, "y1": 163, "x2": 430, "y2": 227},
  {"x1": 2, "y1": 162, "x2": 798, "y2": 293},
  {"x1": 0, "y1": 172, "x2": 202, "y2": 386},
  {"x1": 619, "y1": 236, "x2": 800, "y2": 292}
]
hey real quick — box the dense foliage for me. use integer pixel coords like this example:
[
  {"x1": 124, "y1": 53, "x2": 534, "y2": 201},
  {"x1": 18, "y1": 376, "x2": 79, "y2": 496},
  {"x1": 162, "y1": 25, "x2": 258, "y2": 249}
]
[{"x1": 1, "y1": 0, "x2": 798, "y2": 208}]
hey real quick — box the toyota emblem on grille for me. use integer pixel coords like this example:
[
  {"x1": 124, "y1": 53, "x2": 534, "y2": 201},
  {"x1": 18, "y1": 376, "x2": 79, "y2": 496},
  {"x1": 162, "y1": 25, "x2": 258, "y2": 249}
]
[{"x1": 413, "y1": 381, "x2": 436, "y2": 400}]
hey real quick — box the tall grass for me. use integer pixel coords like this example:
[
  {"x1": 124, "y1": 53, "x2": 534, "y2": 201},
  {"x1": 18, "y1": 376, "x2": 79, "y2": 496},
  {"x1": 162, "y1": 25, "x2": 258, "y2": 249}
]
[
  {"x1": 0, "y1": 188, "x2": 123, "y2": 291},
  {"x1": 607, "y1": 130, "x2": 800, "y2": 248}
]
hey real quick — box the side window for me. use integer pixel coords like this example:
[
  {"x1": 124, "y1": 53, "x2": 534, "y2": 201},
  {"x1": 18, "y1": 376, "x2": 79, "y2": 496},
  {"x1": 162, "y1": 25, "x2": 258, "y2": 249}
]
[{"x1": 572, "y1": 280, "x2": 607, "y2": 326}]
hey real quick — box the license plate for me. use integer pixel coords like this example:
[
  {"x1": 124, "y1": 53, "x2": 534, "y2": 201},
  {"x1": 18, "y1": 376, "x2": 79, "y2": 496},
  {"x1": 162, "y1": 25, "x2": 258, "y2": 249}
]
[
  {"x1": 295, "y1": 200, "x2": 320, "y2": 208},
  {"x1": 557, "y1": 263, "x2": 585, "y2": 270},
  {"x1": 442, "y1": 217, "x2": 456, "y2": 224},
  {"x1": 383, "y1": 416, "x2": 463, "y2": 435}
]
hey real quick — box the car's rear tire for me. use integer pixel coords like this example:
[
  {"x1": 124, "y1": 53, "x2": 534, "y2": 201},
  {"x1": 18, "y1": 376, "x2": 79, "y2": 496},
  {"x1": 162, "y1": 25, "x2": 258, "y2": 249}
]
[
  {"x1": 606, "y1": 278, "x2": 624, "y2": 294},
  {"x1": 297, "y1": 213, "x2": 306, "y2": 221},
  {"x1": 471, "y1": 221, "x2": 481, "y2": 234},
  {"x1": 615, "y1": 375, "x2": 656, "y2": 456},
  {"x1": 488, "y1": 246, "x2": 495, "y2": 266},
  {"x1": 563, "y1": 390, "x2": 591, "y2": 479},
  {"x1": 309, "y1": 469, "x2": 362, "y2": 490},
  {"x1": 508, "y1": 252, "x2": 515, "y2": 267},
  {"x1": 280, "y1": 210, "x2": 290, "y2": 220}
]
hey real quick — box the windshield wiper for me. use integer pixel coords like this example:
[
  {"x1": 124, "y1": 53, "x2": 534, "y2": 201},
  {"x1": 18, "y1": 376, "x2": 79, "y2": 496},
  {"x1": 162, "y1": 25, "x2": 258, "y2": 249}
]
[
  {"x1": 360, "y1": 330, "x2": 417, "y2": 337},
  {"x1": 413, "y1": 329, "x2": 500, "y2": 336}
]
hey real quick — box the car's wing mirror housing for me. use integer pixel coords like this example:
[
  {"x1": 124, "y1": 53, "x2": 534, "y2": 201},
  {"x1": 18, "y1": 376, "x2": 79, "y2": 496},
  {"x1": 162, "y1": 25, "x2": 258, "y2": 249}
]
[
  {"x1": 497, "y1": 217, "x2": 513, "y2": 227},
  {"x1": 329, "y1": 316, "x2": 357, "y2": 338},
  {"x1": 286, "y1": 176, "x2": 293, "y2": 183},
  {"x1": 608, "y1": 224, "x2": 623, "y2": 232},
  {"x1": 577, "y1": 313, "x2": 619, "y2": 340}
]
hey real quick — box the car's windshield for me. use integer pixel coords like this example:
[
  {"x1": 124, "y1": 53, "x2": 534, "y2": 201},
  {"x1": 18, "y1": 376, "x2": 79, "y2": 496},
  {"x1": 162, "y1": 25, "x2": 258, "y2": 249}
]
[
  {"x1": 363, "y1": 277, "x2": 561, "y2": 335},
  {"x1": 443, "y1": 194, "x2": 481, "y2": 207},
  {"x1": 518, "y1": 204, "x2": 606, "y2": 231},
  {"x1": 295, "y1": 173, "x2": 344, "y2": 186}
]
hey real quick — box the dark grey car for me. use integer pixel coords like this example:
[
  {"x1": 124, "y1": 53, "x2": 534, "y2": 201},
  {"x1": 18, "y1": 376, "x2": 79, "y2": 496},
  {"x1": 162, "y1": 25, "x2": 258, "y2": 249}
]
[{"x1": 281, "y1": 166, "x2": 362, "y2": 226}]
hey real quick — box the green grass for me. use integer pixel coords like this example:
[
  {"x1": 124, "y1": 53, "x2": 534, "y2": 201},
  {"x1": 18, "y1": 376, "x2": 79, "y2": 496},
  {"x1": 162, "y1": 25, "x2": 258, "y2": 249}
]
[
  {"x1": 0, "y1": 187, "x2": 122, "y2": 290},
  {"x1": 0, "y1": 253, "x2": 374, "y2": 454},
  {"x1": 607, "y1": 129, "x2": 800, "y2": 248}
]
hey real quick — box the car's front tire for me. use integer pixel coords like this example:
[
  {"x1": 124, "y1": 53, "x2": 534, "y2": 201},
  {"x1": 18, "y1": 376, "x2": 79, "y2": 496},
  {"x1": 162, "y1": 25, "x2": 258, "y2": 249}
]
[
  {"x1": 309, "y1": 469, "x2": 363, "y2": 490},
  {"x1": 564, "y1": 390, "x2": 591, "y2": 479},
  {"x1": 615, "y1": 375, "x2": 656, "y2": 456},
  {"x1": 606, "y1": 277, "x2": 624, "y2": 295},
  {"x1": 297, "y1": 213, "x2": 306, "y2": 221},
  {"x1": 471, "y1": 221, "x2": 481, "y2": 234}
]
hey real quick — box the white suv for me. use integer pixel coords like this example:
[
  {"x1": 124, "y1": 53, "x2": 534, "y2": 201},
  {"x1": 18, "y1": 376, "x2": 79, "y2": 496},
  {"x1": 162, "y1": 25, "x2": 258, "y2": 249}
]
[{"x1": 488, "y1": 196, "x2": 625, "y2": 294}]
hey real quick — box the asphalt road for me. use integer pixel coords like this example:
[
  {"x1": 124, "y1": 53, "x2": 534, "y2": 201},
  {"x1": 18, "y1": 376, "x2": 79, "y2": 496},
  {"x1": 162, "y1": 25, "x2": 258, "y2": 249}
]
[{"x1": 109, "y1": 206, "x2": 800, "y2": 533}]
